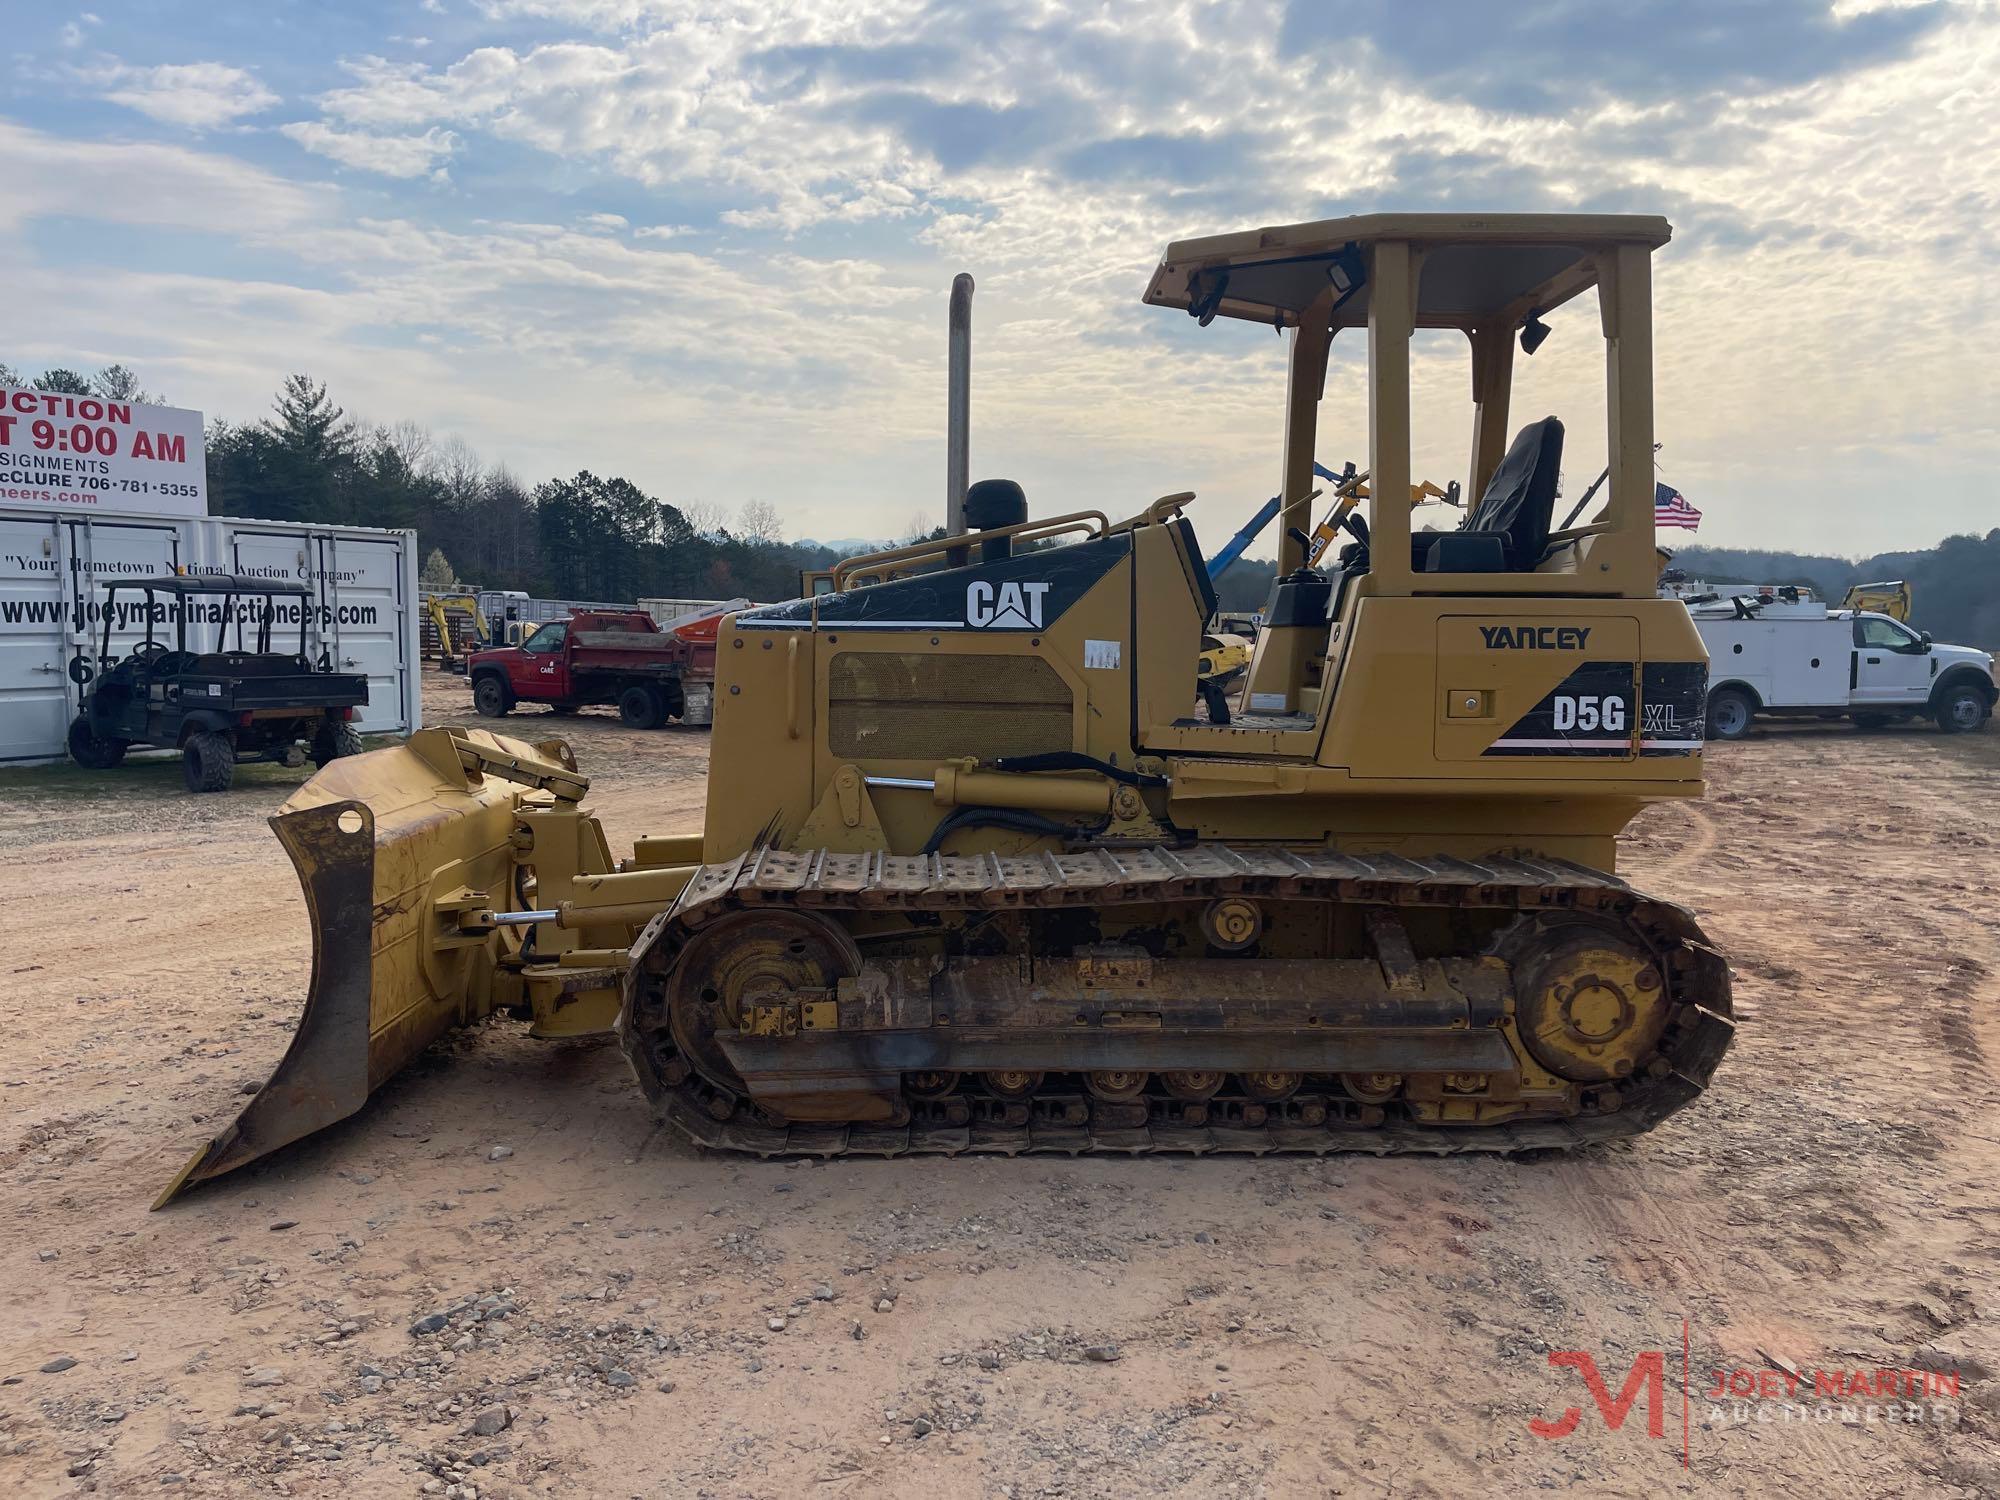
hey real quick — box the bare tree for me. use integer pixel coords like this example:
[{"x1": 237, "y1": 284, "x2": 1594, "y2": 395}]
[
  {"x1": 381, "y1": 418, "x2": 436, "y2": 478},
  {"x1": 904, "y1": 510, "x2": 936, "y2": 544},
  {"x1": 434, "y1": 435, "x2": 484, "y2": 510},
  {"x1": 739, "y1": 498, "x2": 784, "y2": 545},
  {"x1": 678, "y1": 498, "x2": 727, "y2": 536}
]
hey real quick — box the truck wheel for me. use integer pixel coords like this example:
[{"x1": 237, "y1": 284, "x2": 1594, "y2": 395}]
[
  {"x1": 1705, "y1": 687, "x2": 1755, "y2": 741},
  {"x1": 66, "y1": 715, "x2": 127, "y2": 770},
  {"x1": 1934, "y1": 682, "x2": 1989, "y2": 734},
  {"x1": 312, "y1": 720, "x2": 365, "y2": 767},
  {"x1": 183, "y1": 731, "x2": 236, "y2": 793},
  {"x1": 473, "y1": 676, "x2": 512, "y2": 718},
  {"x1": 660, "y1": 683, "x2": 686, "y2": 723},
  {"x1": 619, "y1": 684, "x2": 665, "y2": 729}
]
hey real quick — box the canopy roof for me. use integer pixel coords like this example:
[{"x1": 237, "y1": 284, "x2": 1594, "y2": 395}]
[
  {"x1": 1142, "y1": 212, "x2": 1672, "y2": 331},
  {"x1": 110, "y1": 573, "x2": 313, "y2": 596}
]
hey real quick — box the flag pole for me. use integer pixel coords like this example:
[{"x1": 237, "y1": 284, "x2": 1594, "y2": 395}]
[{"x1": 1558, "y1": 441, "x2": 1663, "y2": 530}]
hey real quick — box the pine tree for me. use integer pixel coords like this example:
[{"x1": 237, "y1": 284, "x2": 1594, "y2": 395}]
[
  {"x1": 260, "y1": 375, "x2": 356, "y2": 522},
  {"x1": 420, "y1": 548, "x2": 459, "y2": 588}
]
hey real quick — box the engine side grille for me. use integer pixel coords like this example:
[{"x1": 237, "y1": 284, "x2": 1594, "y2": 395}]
[{"x1": 828, "y1": 652, "x2": 1073, "y2": 761}]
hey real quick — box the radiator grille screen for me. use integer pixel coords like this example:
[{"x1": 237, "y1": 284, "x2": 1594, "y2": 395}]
[{"x1": 829, "y1": 652, "x2": 1073, "y2": 761}]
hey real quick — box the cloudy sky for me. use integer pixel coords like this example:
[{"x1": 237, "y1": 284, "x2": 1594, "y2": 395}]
[{"x1": 5, "y1": 0, "x2": 1995, "y2": 554}]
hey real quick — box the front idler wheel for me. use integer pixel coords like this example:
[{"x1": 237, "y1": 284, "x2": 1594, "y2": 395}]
[{"x1": 636, "y1": 910, "x2": 863, "y2": 1122}]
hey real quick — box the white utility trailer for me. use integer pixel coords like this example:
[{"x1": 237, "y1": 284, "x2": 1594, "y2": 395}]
[
  {"x1": 0, "y1": 506, "x2": 420, "y2": 764},
  {"x1": 1688, "y1": 593, "x2": 1994, "y2": 738}
]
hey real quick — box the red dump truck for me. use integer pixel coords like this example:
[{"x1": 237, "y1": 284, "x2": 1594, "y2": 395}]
[{"x1": 466, "y1": 607, "x2": 717, "y2": 728}]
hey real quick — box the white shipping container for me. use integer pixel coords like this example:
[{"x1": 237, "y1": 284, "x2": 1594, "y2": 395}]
[{"x1": 0, "y1": 505, "x2": 420, "y2": 763}]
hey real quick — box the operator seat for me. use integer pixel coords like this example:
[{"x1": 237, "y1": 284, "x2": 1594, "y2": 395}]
[{"x1": 1418, "y1": 415, "x2": 1565, "y2": 573}]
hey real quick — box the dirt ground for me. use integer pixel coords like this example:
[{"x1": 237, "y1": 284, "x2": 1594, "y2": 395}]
[{"x1": 2, "y1": 673, "x2": 1997, "y2": 1498}]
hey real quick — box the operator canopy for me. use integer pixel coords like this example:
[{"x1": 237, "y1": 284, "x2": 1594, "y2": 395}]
[{"x1": 1142, "y1": 212, "x2": 1672, "y2": 330}]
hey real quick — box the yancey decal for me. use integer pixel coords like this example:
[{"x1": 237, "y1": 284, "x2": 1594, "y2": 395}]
[{"x1": 1480, "y1": 624, "x2": 1592, "y2": 650}]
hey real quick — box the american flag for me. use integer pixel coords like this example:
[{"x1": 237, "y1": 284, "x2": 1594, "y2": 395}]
[{"x1": 1655, "y1": 482, "x2": 1702, "y2": 531}]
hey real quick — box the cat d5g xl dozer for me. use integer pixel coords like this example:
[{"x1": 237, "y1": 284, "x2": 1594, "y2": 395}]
[{"x1": 159, "y1": 213, "x2": 1732, "y2": 1204}]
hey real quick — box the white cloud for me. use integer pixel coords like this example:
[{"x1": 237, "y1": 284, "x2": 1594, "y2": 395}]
[
  {"x1": 279, "y1": 121, "x2": 459, "y2": 179},
  {"x1": 0, "y1": 118, "x2": 321, "y2": 235},
  {"x1": 59, "y1": 13, "x2": 101, "y2": 47},
  {"x1": 95, "y1": 61, "x2": 280, "y2": 129},
  {"x1": 14, "y1": 5, "x2": 2000, "y2": 548}
]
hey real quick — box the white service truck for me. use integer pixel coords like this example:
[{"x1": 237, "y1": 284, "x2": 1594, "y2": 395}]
[{"x1": 1689, "y1": 595, "x2": 1994, "y2": 739}]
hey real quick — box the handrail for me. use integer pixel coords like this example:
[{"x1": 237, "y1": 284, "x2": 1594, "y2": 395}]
[
  {"x1": 830, "y1": 508, "x2": 1111, "y2": 586},
  {"x1": 1535, "y1": 518, "x2": 1618, "y2": 566},
  {"x1": 1104, "y1": 492, "x2": 1197, "y2": 534},
  {"x1": 1543, "y1": 519, "x2": 1617, "y2": 544}
]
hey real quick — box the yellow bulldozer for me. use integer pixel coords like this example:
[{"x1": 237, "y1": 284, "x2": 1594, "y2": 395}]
[{"x1": 160, "y1": 213, "x2": 1732, "y2": 1204}]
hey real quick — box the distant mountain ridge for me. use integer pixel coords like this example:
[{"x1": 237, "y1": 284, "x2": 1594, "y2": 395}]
[{"x1": 796, "y1": 536, "x2": 892, "y2": 554}]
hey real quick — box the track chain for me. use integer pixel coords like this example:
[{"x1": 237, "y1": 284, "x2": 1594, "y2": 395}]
[{"x1": 619, "y1": 844, "x2": 1735, "y2": 1157}]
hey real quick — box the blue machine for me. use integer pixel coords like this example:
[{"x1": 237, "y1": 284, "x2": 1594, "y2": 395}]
[{"x1": 1204, "y1": 462, "x2": 1351, "y2": 582}]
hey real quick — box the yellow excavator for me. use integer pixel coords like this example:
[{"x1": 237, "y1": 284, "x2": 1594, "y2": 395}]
[
  {"x1": 424, "y1": 592, "x2": 491, "y2": 673},
  {"x1": 1841, "y1": 580, "x2": 1912, "y2": 622},
  {"x1": 160, "y1": 213, "x2": 1732, "y2": 1204}
]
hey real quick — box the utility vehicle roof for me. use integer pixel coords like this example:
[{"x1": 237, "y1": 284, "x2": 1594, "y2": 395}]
[
  {"x1": 1143, "y1": 212, "x2": 1672, "y2": 331},
  {"x1": 112, "y1": 574, "x2": 314, "y2": 596}
]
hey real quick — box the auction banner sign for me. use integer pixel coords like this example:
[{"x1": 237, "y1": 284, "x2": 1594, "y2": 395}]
[{"x1": 0, "y1": 385, "x2": 207, "y2": 517}]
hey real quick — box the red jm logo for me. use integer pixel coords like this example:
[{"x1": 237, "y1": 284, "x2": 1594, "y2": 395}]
[
  {"x1": 1530, "y1": 1351, "x2": 1667, "y2": 1440},
  {"x1": 1530, "y1": 1322, "x2": 1692, "y2": 1469}
]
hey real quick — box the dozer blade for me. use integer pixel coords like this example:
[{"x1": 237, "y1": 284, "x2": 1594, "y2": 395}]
[{"x1": 155, "y1": 727, "x2": 574, "y2": 1208}]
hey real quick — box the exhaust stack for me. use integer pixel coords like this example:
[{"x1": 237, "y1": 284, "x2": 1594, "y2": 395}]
[{"x1": 946, "y1": 273, "x2": 974, "y2": 538}]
